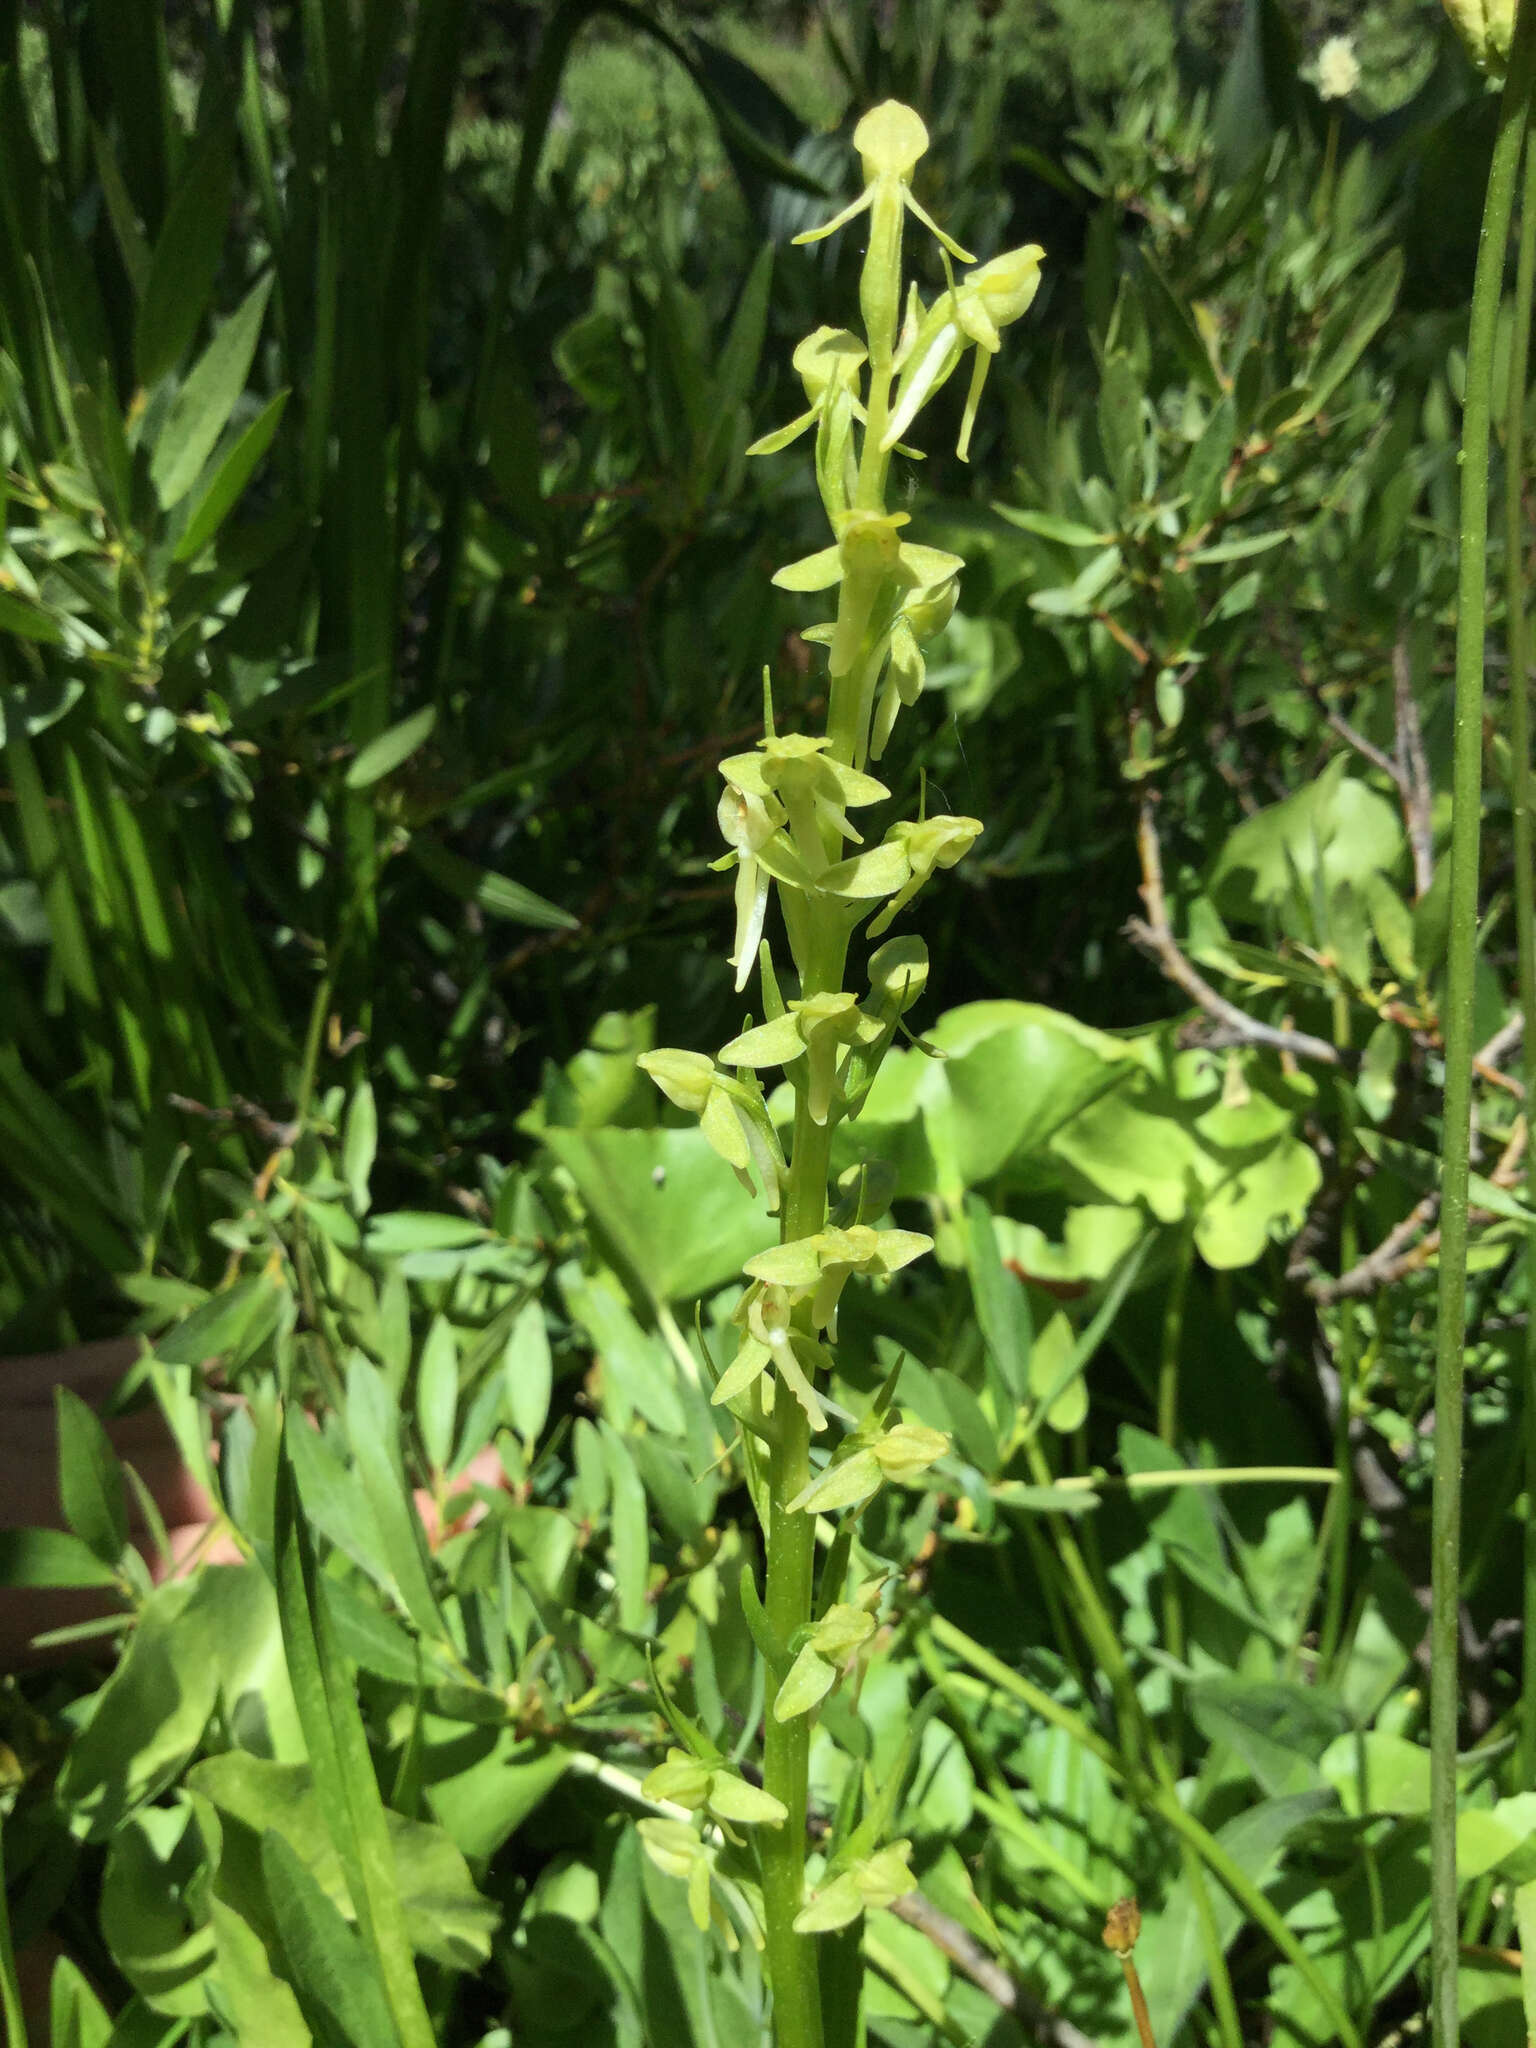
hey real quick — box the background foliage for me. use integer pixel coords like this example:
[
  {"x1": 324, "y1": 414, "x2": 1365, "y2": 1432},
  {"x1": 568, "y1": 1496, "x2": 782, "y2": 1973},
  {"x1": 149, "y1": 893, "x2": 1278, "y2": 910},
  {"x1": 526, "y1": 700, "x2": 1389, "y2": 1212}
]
[{"x1": 3, "y1": 2, "x2": 1535, "y2": 2045}]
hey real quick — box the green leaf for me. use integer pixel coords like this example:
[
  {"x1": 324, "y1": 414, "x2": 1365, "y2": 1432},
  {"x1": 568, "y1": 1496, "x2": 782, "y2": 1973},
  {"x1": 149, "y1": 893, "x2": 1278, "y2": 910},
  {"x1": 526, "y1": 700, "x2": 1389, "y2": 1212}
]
[
  {"x1": 100, "y1": 1801, "x2": 216, "y2": 2014},
  {"x1": 342, "y1": 1080, "x2": 378, "y2": 1214},
  {"x1": 344, "y1": 1355, "x2": 446, "y2": 1638},
  {"x1": 55, "y1": 1386, "x2": 129, "y2": 1568},
  {"x1": 272, "y1": 1436, "x2": 438, "y2": 2048},
  {"x1": 1097, "y1": 351, "x2": 1143, "y2": 496},
  {"x1": 0, "y1": 1526, "x2": 123, "y2": 1589},
  {"x1": 773, "y1": 1644, "x2": 837, "y2": 1722},
  {"x1": 963, "y1": 1192, "x2": 1031, "y2": 1401},
  {"x1": 192, "y1": 1751, "x2": 498, "y2": 1971},
  {"x1": 57, "y1": 1579, "x2": 221, "y2": 1837},
  {"x1": 134, "y1": 124, "x2": 236, "y2": 388},
  {"x1": 601, "y1": 1422, "x2": 651, "y2": 1635},
  {"x1": 405, "y1": 832, "x2": 578, "y2": 929},
  {"x1": 1320, "y1": 1730, "x2": 1431, "y2": 1817},
  {"x1": 502, "y1": 1300, "x2": 553, "y2": 1449},
  {"x1": 47, "y1": 1954, "x2": 113, "y2": 2048},
  {"x1": 541, "y1": 1125, "x2": 775, "y2": 1307},
  {"x1": 365, "y1": 1212, "x2": 487, "y2": 1256},
  {"x1": 0, "y1": 589, "x2": 66, "y2": 643},
  {"x1": 171, "y1": 389, "x2": 289, "y2": 563},
  {"x1": 1138, "y1": 1791, "x2": 1333, "y2": 2047},
  {"x1": 993, "y1": 505, "x2": 1109, "y2": 547},
  {"x1": 1027, "y1": 544, "x2": 1122, "y2": 617},
  {"x1": 415, "y1": 1315, "x2": 459, "y2": 1474},
  {"x1": 344, "y1": 706, "x2": 437, "y2": 791},
  {"x1": 260, "y1": 1829, "x2": 397, "y2": 2048},
  {"x1": 156, "y1": 1273, "x2": 282, "y2": 1366},
  {"x1": 150, "y1": 272, "x2": 274, "y2": 509},
  {"x1": 1292, "y1": 248, "x2": 1404, "y2": 427}
]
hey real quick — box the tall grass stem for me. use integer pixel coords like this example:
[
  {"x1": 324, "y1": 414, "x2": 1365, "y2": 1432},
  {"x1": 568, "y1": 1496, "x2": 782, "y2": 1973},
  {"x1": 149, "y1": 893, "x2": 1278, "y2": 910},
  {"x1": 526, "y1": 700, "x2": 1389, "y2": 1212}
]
[{"x1": 1431, "y1": 9, "x2": 1536, "y2": 2040}]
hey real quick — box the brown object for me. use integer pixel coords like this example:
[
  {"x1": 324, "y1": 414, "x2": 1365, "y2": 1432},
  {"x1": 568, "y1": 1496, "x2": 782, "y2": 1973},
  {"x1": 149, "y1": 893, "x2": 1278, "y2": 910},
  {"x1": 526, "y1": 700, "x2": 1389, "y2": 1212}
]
[
  {"x1": 1102, "y1": 1896, "x2": 1156, "y2": 2048},
  {"x1": 1101, "y1": 1895, "x2": 1142, "y2": 1956}
]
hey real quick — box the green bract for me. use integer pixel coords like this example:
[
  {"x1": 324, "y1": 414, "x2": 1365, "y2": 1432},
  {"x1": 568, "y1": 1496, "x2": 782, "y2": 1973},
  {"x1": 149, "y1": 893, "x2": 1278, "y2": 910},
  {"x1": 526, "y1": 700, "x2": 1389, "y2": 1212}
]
[{"x1": 634, "y1": 94, "x2": 1041, "y2": 2035}]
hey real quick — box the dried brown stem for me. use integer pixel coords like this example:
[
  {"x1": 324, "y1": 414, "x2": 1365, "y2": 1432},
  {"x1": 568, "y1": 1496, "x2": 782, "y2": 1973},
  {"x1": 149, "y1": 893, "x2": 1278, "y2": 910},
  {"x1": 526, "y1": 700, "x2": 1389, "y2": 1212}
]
[
  {"x1": 888, "y1": 1893, "x2": 1096, "y2": 2048},
  {"x1": 1128, "y1": 799, "x2": 1345, "y2": 1069}
]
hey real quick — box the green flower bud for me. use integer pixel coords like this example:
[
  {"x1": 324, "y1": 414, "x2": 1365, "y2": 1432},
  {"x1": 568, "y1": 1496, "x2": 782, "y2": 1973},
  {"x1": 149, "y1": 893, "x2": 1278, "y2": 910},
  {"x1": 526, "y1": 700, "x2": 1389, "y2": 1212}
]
[
  {"x1": 870, "y1": 1420, "x2": 950, "y2": 1480},
  {"x1": 1442, "y1": 0, "x2": 1514, "y2": 71},
  {"x1": 793, "y1": 1840, "x2": 916, "y2": 1933},
  {"x1": 642, "y1": 1748, "x2": 714, "y2": 1809},
  {"x1": 637, "y1": 1048, "x2": 716, "y2": 1117},
  {"x1": 867, "y1": 934, "x2": 929, "y2": 1010},
  {"x1": 852, "y1": 101, "x2": 930, "y2": 182}
]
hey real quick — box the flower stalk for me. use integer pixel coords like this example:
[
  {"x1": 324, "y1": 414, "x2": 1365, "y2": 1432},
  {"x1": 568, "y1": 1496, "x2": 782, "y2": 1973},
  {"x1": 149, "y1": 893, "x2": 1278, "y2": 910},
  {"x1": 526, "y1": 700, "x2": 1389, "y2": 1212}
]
[
  {"x1": 635, "y1": 101, "x2": 1042, "y2": 2046},
  {"x1": 1430, "y1": 3, "x2": 1536, "y2": 2042}
]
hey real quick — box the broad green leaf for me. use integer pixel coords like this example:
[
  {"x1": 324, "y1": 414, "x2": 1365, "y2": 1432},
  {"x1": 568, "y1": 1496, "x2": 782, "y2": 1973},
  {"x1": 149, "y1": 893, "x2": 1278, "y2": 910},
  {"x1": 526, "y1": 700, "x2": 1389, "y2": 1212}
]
[
  {"x1": 542, "y1": 1125, "x2": 775, "y2": 1306},
  {"x1": 150, "y1": 272, "x2": 274, "y2": 509},
  {"x1": 424, "y1": 1731, "x2": 572, "y2": 1862},
  {"x1": 171, "y1": 389, "x2": 289, "y2": 562},
  {"x1": 1210, "y1": 756, "x2": 1402, "y2": 922},
  {"x1": 1188, "y1": 1676, "x2": 1346, "y2": 1797},
  {"x1": 100, "y1": 1801, "x2": 215, "y2": 2015},
  {"x1": 1138, "y1": 1791, "x2": 1333, "y2": 2047},
  {"x1": 192, "y1": 1752, "x2": 498, "y2": 1970},
  {"x1": 1320, "y1": 1730, "x2": 1431, "y2": 1817},
  {"x1": 54, "y1": 1386, "x2": 128, "y2": 1567},
  {"x1": 205, "y1": 1894, "x2": 312, "y2": 2048},
  {"x1": 1458, "y1": 1794, "x2": 1536, "y2": 1883},
  {"x1": 57, "y1": 1578, "x2": 220, "y2": 1836},
  {"x1": 134, "y1": 125, "x2": 236, "y2": 387},
  {"x1": 344, "y1": 706, "x2": 437, "y2": 790}
]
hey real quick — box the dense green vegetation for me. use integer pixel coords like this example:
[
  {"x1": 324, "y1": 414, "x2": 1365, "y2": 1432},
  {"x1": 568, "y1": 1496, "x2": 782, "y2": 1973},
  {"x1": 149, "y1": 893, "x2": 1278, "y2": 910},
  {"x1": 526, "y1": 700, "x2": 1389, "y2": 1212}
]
[{"x1": 2, "y1": 2, "x2": 1534, "y2": 2044}]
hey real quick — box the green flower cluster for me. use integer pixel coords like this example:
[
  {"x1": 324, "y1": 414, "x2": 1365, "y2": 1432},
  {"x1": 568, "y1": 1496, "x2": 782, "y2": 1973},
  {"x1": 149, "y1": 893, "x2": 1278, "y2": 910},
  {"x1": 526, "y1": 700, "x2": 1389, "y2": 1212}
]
[{"x1": 635, "y1": 99, "x2": 1044, "y2": 2024}]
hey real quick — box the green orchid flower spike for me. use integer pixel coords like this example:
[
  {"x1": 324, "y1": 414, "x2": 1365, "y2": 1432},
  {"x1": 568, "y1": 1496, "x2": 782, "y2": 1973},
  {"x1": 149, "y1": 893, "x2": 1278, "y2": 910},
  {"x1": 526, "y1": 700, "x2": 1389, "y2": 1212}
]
[{"x1": 635, "y1": 95, "x2": 1043, "y2": 2047}]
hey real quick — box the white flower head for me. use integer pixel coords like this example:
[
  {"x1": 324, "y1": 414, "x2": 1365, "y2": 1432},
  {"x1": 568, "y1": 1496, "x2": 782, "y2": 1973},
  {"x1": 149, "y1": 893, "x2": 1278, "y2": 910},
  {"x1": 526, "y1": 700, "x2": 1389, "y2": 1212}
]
[{"x1": 1314, "y1": 35, "x2": 1360, "y2": 101}]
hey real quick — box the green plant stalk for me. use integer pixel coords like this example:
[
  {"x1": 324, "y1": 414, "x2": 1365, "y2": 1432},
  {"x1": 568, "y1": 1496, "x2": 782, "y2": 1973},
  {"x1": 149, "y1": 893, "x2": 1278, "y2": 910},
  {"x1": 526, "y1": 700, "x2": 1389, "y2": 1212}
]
[
  {"x1": 1022, "y1": 1441, "x2": 1241, "y2": 2048},
  {"x1": 1507, "y1": 129, "x2": 1536, "y2": 1797},
  {"x1": 1432, "y1": 10, "x2": 1536, "y2": 2040},
  {"x1": 761, "y1": 1083, "x2": 836, "y2": 2048},
  {"x1": 0, "y1": 1816, "x2": 24, "y2": 2048},
  {"x1": 1156, "y1": 1222, "x2": 1192, "y2": 1767},
  {"x1": 930, "y1": 1611, "x2": 1362, "y2": 2046},
  {"x1": 1321, "y1": 1028, "x2": 1358, "y2": 1674}
]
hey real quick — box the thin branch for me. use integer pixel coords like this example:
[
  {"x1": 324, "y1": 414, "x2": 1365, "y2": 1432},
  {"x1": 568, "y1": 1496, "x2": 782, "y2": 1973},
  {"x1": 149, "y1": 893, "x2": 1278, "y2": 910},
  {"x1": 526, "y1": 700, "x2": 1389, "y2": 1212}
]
[
  {"x1": 1394, "y1": 638, "x2": 1436, "y2": 901},
  {"x1": 888, "y1": 1892, "x2": 1097, "y2": 2048},
  {"x1": 1310, "y1": 1193, "x2": 1439, "y2": 1302},
  {"x1": 1128, "y1": 799, "x2": 1346, "y2": 1069}
]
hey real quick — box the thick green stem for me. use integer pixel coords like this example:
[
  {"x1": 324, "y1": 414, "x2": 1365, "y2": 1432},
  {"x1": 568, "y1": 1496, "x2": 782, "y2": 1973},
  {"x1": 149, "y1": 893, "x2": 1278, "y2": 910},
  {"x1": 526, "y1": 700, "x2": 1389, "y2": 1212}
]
[
  {"x1": 1432, "y1": 13, "x2": 1536, "y2": 2043},
  {"x1": 761, "y1": 1389, "x2": 824, "y2": 2048},
  {"x1": 1508, "y1": 127, "x2": 1536, "y2": 1799}
]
